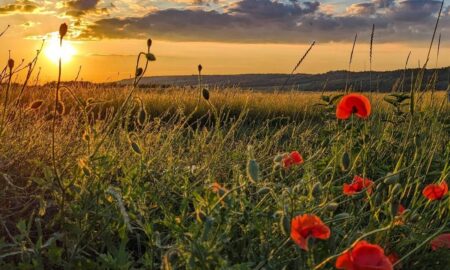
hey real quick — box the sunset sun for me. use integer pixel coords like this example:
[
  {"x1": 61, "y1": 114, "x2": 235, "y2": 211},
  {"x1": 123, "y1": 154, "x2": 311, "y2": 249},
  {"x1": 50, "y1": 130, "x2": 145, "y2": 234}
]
[{"x1": 44, "y1": 33, "x2": 76, "y2": 64}]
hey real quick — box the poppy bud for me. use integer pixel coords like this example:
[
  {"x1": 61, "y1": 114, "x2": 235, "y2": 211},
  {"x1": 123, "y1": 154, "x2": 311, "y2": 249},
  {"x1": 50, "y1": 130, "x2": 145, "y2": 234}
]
[
  {"x1": 247, "y1": 159, "x2": 260, "y2": 182},
  {"x1": 273, "y1": 153, "x2": 284, "y2": 164},
  {"x1": 202, "y1": 88, "x2": 210, "y2": 101},
  {"x1": 257, "y1": 187, "x2": 271, "y2": 195},
  {"x1": 29, "y1": 100, "x2": 43, "y2": 110},
  {"x1": 8, "y1": 58, "x2": 14, "y2": 70},
  {"x1": 334, "y1": 212, "x2": 350, "y2": 221},
  {"x1": 147, "y1": 38, "x2": 152, "y2": 49},
  {"x1": 59, "y1": 23, "x2": 68, "y2": 38},
  {"x1": 384, "y1": 172, "x2": 398, "y2": 185},
  {"x1": 146, "y1": 53, "x2": 156, "y2": 61},
  {"x1": 390, "y1": 201, "x2": 399, "y2": 217},
  {"x1": 138, "y1": 108, "x2": 146, "y2": 126},
  {"x1": 130, "y1": 140, "x2": 142, "y2": 155},
  {"x1": 326, "y1": 202, "x2": 339, "y2": 212},
  {"x1": 279, "y1": 212, "x2": 290, "y2": 236},
  {"x1": 56, "y1": 100, "x2": 65, "y2": 115},
  {"x1": 312, "y1": 182, "x2": 322, "y2": 198},
  {"x1": 135, "y1": 67, "x2": 143, "y2": 77},
  {"x1": 391, "y1": 183, "x2": 402, "y2": 196},
  {"x1": 198, "y1": 64, "x2": 203, "y2": 73},
  {"x1": 341, "y1": 152, "x2": 351, "y2": 171}
]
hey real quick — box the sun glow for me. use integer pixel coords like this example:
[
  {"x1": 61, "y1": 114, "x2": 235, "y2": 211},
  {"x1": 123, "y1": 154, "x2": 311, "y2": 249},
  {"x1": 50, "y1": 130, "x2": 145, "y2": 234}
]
[{"x1": 44, "y1": 33, "x2": 76, "y2": 64}]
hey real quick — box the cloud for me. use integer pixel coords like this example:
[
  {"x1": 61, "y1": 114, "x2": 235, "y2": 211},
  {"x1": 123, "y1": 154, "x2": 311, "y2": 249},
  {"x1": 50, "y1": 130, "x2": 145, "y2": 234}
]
[
  {"x1": 78, "y1": 0, "x2": 449, "y2": 43},
  {"x1": 0, "y1": 0, "x2": 39, "y2": 14},
  {"x1": 65, "y1": 0, "x2": 110, "y2": 17}
]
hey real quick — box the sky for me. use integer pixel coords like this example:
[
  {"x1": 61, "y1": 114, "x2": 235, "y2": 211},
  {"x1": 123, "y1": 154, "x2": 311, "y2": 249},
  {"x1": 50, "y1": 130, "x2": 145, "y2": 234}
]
[{"x1": 0, "y1": 0, "x2": 449, "y2": 82}]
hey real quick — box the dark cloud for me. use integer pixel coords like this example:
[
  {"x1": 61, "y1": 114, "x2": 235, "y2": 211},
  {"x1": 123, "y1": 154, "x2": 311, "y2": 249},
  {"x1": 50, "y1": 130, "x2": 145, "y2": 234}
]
[
  {"x1": 389, "y1": 0, "x2": 442, "y2": 22},
  {"x1": 228, "y1": 0, "x2": 319, "y2": 18},
  {"x1": 67, "y1": 0, "x2": 100, "y2": 10},
  {"x1": 80, "y1": 0, "x2": 448, "y2": 43},
  {"x1": 0, "y1": 0, "x2": 38, "y2": 14},
  {"x1": 66, "y1": 0, "x2": 106, "y2": 17}
]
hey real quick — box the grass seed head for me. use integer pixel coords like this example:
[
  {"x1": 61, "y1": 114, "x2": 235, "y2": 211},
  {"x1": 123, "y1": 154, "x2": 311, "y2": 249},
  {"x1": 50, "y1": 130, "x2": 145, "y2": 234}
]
[{"x1": 198, "y1": 64, "x2": 203, "y2": 73}]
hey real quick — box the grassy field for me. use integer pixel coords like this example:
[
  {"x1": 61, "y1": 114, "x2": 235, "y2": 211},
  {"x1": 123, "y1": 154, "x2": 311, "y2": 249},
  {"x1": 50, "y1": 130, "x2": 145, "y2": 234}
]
[{"x1": 0, "y1": 80, "x2": 449, "y2": 269}]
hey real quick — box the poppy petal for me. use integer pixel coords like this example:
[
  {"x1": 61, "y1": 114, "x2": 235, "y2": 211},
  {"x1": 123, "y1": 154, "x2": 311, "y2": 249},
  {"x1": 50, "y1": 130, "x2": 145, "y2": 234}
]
[
  {"x1": 290, "y1": 214, "x2": 330, "y2": 251},
  {"x1": 336, "y1": 103, "x2": 353, "y2": 120},
  {"x1": 336, "y1": 94, "x2": 372, "y2": 120},
  {"x1": 431, "y1": 233, "x2": 450, "y2": 251},
  {"x1": 336, "y1": 250, "x2": 354, "y2": 269},
  {"x1": 423, "y1": 184, "x2": 446, "y2": 200}
]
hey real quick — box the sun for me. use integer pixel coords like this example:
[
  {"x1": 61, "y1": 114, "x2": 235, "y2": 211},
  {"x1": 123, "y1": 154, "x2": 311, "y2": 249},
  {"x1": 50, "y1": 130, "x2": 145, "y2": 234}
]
[{"x1": 44, "y1": 33, "x2": 76, "y2": 64}]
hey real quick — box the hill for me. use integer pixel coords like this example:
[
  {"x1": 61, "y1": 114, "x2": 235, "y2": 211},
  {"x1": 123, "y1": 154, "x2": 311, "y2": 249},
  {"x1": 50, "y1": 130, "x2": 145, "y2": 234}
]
[{"x1": 119, "y1": 67, "x2": 450, "y2": 91}]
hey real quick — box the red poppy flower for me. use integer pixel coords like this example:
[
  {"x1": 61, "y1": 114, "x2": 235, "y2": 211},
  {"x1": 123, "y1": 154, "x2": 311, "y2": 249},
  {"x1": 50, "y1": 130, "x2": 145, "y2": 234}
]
[
  {"x1": 394, "y1": 204, "x2": 406, "y2": 226},
  {"x1": 290, "y1": 214, "x2": 331, "y2": 251},
  {"x1": 387, "y1": 253, "x2": 400, "y2": 265},
  {"x1": 343, "y1": 176, "x2": 374, "y2": 196},
  {"x1": 336, "y1": 93, "x2": 372, "y2": 120},
  {"x1": 211, "y1": 182, "x2": 227, "y2": 195},
  {"x1": 282, "y1": 151, "x2": 304, "y2": 168},
  {"x1": 431, "y1": 233, "x2": 450, "y2": 251},
  {"x1": 336, "y1": 240, "x2": 393, "y2": 270},
  {"x1": 422, "y1": 181, "x2": 448, "y2": 201}
]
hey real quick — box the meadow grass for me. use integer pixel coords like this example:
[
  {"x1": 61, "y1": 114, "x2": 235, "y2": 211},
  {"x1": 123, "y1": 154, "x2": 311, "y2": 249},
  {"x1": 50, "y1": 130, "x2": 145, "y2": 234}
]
[{"x1": 0, "y1": 83, "x2": 448, "y2": 269}]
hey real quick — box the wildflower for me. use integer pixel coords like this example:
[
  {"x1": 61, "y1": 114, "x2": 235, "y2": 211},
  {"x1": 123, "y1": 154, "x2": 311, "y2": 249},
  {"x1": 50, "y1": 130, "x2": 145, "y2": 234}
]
[
  {"x1": 336, "y1": 241, "x2": 393, "y2": 270},
  {"x1": 282, "y1": 151, "x2": 304, "y2": 168},
  {"x1": 211, "y1": 182, "x2": 227, "y2": 196},
  {"x1": 387, "y1": 252, "x2": 400, "y2": 265},
  {"x1": 431, "y1": 233, "x2": 450, "y2": 251},
  {"x1": 397, "y1": 204, "x2": 405, "y2": 215},
  {"x1": 394, "y1": 204, "x2": 406, "y2": 225},
  {"x1": 343, "y1": 176, "x2": 374, "y2": 196},
  {"x1": 290, "y1": 214, "x2": 330, "y2": 251},
  {"x1": 422, "y1": 181, "x2": 448, "y2": 201},
  {"x1": 336, "y1": 93, "x2": 371, "y2": 120}
]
